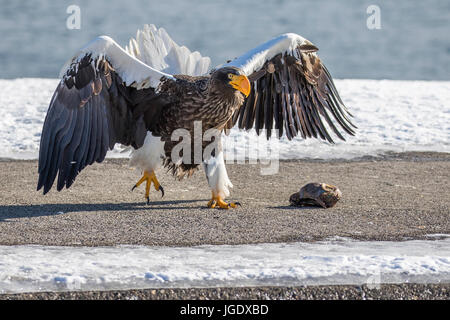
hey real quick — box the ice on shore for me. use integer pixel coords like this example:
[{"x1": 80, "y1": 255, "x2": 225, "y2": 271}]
[
  {"x1": 0, "y1": 237, "x2": 449, "y2": 294},
  {"x1": 0, "y1": 78, "x2": 448, "y2": 160}
]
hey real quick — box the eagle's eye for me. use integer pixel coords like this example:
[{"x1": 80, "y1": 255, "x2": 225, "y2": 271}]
[{"x1": 227, "y1": 73, "x2": 233, "y2": 79}]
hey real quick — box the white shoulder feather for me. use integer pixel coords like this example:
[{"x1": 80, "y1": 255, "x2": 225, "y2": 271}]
[
  {"x1": 224, "y1": 33, "x2": 315, "y2": 76},
  {"x1": 59, "y1": 35, "x2": 174, "y2": 90}
]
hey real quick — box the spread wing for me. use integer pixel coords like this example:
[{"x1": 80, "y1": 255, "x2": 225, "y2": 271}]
[
  {"x1": 224, "y1": 33, "x2": 356, "y2": 142},
  {"x1": 37, "y1": 35, "x2": 175, "y2": 194}
]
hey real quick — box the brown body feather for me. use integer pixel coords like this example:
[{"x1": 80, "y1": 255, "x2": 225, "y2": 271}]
[{"x1": 155, "y1": 73, "x2": 244, "y2": 179}]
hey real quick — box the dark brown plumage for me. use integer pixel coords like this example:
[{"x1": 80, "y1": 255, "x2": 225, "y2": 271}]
[
  {"x1": 37, "y1": 32, "x2": 355, "y2": 197},
  {"x1": 226, "y1": 49, "x2": 356, "y2": 142},
  {"x1": 156, "y1": 68, "x2": 246, "y2": 179},
  {"x1": 37, "y1": 58, "x2": 248, "y2": 193}
]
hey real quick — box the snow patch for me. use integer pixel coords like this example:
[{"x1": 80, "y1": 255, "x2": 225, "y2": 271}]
[
  {"x1": 0, "y1": 237, "x2": 449, "y2": 294},
  {"x1": 0, "y1": 79, "x2": 449, "y2": 160}
]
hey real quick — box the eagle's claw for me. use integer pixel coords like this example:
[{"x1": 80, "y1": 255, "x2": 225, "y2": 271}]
[
  {"x1": 132, "y1": 170, "x2": 162, "y2": 204},
  {"x1": 207, "y1": 192, "x2": 240, "y2": 209}
]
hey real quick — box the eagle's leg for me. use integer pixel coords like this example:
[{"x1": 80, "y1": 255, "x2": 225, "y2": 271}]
[
  {"x1": 132, "y1": 170, "x2": 164, "y2": 204},
  {"x1": 203, "y1": 151, "x2": 239, "y2": 209},
  {"x1": 207, "y1": 191, "x2": 240, "y2": 209},
  {"x1": 129, "y1": 132, "x2": 166, "y2": 204}
]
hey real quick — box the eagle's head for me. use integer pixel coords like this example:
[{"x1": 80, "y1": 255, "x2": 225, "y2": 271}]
[{"x1": 210, "y1": 67, "x2": 251, "y2": 99}]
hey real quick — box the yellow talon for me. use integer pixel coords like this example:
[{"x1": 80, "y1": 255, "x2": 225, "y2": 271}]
[
  {"x1": 132, "y1": 170, "x2": 164, "y2": 203},
  {"x1": 207, "y1": 191, "x2": 240, "y2": 209}
]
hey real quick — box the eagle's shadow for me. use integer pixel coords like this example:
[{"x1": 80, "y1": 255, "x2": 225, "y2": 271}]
[{"x1": 0, "y1": 199, "x2": 206, "y2": 222}]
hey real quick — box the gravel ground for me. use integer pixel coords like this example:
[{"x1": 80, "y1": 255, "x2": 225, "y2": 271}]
[
  {"x1": 1, "y1": 284, "x2": 448, "y2": 300},
  {"x1": 0, "y1": 152, "x2": 448, "y2": 246}
]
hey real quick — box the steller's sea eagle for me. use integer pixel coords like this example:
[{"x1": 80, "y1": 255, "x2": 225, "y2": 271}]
[{"x1": 37, "y1": 24, "x2": 355, "y2": 209}]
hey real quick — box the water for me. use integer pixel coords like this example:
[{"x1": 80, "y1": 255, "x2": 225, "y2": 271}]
[{"x1": 0, "y1": 0, "x2": 449, "y2": 80}]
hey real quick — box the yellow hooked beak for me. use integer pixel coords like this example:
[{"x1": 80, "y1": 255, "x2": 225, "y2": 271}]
[{"x1": 229, "y1": 74, "x2": 251, "y2": 97}]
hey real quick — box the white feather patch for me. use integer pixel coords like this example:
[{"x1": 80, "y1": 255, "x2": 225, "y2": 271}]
[
  {"x1": 203, "y1": 152, "x2": 233, "y2": 199},
  {"x1": 129, "y1": 132, "x2": 165, "y2": 172},
  {"x1": 125, "y1": 24, "x2": 211, "y2": 76},
  {"x1": 224, "y1": 33, "x2": 309, "y2": 76},
  {"x1": 60, "y1": 35, "x2": 174, "y2": 90}
]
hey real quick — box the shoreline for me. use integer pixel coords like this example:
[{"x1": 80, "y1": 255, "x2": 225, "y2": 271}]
[{"x1": 1, "y1": 150, "x2": 449, "y2": 163}]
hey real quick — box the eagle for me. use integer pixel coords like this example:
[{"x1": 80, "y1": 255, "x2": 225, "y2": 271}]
[{"x1": 37, "y1": 24, "x2": 355, "y2": 209}]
